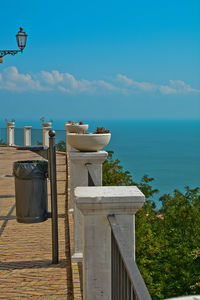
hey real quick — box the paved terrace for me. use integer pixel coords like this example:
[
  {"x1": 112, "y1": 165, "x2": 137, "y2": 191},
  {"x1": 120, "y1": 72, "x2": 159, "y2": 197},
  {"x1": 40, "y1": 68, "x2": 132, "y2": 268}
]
[{"x1": 0, "y1": 147, "x2": 82, "y2": 299}]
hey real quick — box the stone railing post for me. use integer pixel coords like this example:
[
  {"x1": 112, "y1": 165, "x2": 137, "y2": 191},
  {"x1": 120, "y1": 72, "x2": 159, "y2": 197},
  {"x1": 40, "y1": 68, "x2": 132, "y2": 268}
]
[
  {"x1": 23, "y1": 126, "x2": 32, "y2": 146},
  {"x1": 7, "y1": 122, "x2": 15, "y2": 146},
  {"x1": 42, "y1": 125, "x2": 51, "y2": 147},
  {"x1": 65, "y1": 125, "x2": 77, "y2": 217},
  {"x1": 75, "y1": 186, "x2": 145, "y2": 300},
  {"x1": 65, "y1": 124, "x2": 73, "y2": 153},
  {"x1": 69, "y1": 151, "x2": 108, "y2": 262}
]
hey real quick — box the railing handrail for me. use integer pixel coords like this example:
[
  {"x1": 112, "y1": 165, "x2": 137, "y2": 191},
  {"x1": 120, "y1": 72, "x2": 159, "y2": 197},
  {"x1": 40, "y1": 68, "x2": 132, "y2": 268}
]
[{"x1": 108, "y1": 214, "x2": 152, "y2": 300}]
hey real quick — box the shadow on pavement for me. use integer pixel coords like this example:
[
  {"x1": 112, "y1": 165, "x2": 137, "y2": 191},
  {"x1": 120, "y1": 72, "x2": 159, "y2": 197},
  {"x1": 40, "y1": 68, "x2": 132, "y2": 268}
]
[
  {"x1": 0, "y1": 259, "x2": 67, "y2": 270},
  {"x1": 0, "y1": 204, "x2": 16, "y2": 237}
]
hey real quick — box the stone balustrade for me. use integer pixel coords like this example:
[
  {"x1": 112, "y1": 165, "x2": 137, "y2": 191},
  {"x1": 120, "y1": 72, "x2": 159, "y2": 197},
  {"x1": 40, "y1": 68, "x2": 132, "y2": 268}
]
[{"x1": 75, "y1": 186, "x2": 145, "y2": 300}]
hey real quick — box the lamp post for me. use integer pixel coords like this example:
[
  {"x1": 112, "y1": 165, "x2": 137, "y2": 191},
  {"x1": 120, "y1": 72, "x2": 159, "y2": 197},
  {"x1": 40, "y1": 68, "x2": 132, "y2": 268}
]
[{"x1": 0, "y1": 27, "x2": 28, "y2": 63}]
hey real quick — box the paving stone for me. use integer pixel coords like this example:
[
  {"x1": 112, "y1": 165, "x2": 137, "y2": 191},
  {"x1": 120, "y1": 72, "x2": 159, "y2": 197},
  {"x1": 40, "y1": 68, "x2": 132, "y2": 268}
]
[{"x1": 0, "y1": 147, "x2": 75, "y2": 299}]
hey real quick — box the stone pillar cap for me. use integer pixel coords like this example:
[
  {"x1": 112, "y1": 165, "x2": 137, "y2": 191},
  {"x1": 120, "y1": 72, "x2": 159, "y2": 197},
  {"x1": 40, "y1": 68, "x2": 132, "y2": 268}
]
[
  {"x1": 75, "y1": 186, "x2": 145, "y2": 215},
  {"x1": 23, "y1": 126, "x2": 32, "y2": 128},
  {"x1": 70, "y1": 150, "x2": 108, "y2": 162}
]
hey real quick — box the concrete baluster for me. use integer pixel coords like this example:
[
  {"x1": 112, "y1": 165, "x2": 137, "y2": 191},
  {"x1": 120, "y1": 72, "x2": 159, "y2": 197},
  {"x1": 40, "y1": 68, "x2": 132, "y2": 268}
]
[
  {"x1": 42, "y1": 126, "x2": 51, "y2": 147},
  {"x1": 23, "y1": 126, "x2": 32, "y2": 146},
  {"x1": 7, "y1": 122, "x2": 15, "y2": 146}
]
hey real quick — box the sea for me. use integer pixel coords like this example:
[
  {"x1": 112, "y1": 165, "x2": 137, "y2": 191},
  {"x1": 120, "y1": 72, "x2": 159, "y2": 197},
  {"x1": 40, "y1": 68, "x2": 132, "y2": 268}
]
[{"x1": 1, "y1": 119, "x2": 199, "y2": 208}]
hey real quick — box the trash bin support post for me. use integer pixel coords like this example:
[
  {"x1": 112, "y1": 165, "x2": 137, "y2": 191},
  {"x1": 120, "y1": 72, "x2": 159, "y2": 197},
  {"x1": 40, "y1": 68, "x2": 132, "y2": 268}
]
[{"x1": 49, "y1": 130, "x2": 59, "y2": 264}]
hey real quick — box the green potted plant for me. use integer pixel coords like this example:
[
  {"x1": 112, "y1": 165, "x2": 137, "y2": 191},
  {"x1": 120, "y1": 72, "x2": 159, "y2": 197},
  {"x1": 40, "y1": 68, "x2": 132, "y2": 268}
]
[
  {"x1": 40, "y1": 117, "x2": 53, "y2": 127},
  {"x1": 5, "y1": 118, "x2": 15, "y2": 126}
]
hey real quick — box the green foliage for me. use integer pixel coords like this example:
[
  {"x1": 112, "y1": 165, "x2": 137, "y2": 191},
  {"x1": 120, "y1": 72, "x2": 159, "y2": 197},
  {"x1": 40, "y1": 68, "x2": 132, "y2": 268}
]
[
  {"x1": 137, "y1": 174, "x2": 159, "y2": 201},
  {"x1": 136, "y1": 187, "x2": 200, "y2": 299},
  {"x1": 0, "y1": 139, "x2": 6, "y2": 145},
  {"x1": 40, "y1": 117, "x2": 53, "y2": 123},
  {"x1": 37, "y1": 140, "x2": 43, "y2": 145},
  {"x1": 103, "y1": 150, "x2": 200, "y2": 299},
  {"x1": 56, "y1": 140, "x2": 66, "y2": 152},
  {"x1": 103, "y1": 151, "x2": 135, "y2": 186}
]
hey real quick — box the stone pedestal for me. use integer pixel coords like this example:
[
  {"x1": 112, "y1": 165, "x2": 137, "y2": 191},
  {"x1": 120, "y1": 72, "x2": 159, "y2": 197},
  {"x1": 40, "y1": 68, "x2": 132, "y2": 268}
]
[
  {"x1": 7, "y1": 123, "x2": 15, "y2": 146},
  {"x1": 23, "y1": 126, "x2": 32, "y2": 146},
  {"x1": 69, "y1": 151, "x2": 108, "y2": 262},
  {"x1": 42, "y1": 126, "x2": 51, "y2": 147},
  {"x1": 75, "y1": 186, "x2": 145, "y2": 300},
  {"x1": 65, "y1": 123, "x2": 76, "y2": 153}
]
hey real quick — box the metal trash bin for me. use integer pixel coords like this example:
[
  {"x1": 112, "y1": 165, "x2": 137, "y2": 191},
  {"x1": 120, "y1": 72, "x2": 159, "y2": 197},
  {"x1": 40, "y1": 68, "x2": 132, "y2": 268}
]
[{"x1": 13, "y1": 160, "x2": 48, "y2": 223}]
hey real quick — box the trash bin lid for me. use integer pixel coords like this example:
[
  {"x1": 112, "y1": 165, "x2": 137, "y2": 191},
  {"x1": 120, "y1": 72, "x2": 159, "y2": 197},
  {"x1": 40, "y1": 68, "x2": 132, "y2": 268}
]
[{"x1": 13, "y1": 160, "x2": 48, "y2": 179}]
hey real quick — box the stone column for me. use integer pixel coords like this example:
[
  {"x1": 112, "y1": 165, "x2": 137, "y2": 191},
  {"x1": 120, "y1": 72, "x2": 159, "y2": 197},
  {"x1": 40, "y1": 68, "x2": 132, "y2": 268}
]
[
  {"x1": 7, "y1": 123, "x2": 15, "y2": 146},
  {"x1": 65, "y1": 124, "x2": 77, "y2": 153},
  {"x1": 42, "y1": 126, "x2": 51, "y2": 147},
  {"x1": 75, "y1": 186, "x2": 145, "y2": 300},
  {"x1": 23, "y1": 126, "x2": 32, "y2": 146},
  {"x1": 65, "y1": 124, "x2": 77, "y2": 219},
  {"x1": 69, "y1": 151, "x2": 108, "y2": 262}
]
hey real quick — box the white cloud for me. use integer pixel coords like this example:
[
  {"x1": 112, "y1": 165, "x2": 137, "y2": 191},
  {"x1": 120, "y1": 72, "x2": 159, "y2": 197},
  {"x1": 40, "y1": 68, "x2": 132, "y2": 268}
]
[
  {"x1": 95, "y1": 80, "x2": 119, "y2": 92},
  {"x1": 159, "y1": 85, "x2": 177, "y2": 95},
  {"x1": 158, "y1": 80, "x2": 200, "y2": 95},
  {"x1": 117, "y1": 74, "x2": 157, "y2": 92},
  {"x1": 0, "y1": 66, "x2": 199, "y2": 96},
  {"x1": 41, "y1": 70, "x2": 94, "y2": 93},
  {"x1": 117, "y1": 74, "x2": 200, "y2": 95},
  {"x1": 0, "y1": 66, "x2": 46, "y2": 92},
  {"x1": 41, "y1": 70, "x2": 64, "y2": 85},
  {"x1": 169, "y1": 80, "x2": 200, "y2": 93}
]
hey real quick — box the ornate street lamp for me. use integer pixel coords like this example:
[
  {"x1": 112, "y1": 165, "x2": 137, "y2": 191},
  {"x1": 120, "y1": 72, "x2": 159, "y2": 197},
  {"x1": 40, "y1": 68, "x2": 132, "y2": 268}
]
[
  {"x1": 0, "y1": 27, "x2": 28, "y2": 63},
  {"x1": 16, "y1": 27, "x2": 28, "y2": 51}
]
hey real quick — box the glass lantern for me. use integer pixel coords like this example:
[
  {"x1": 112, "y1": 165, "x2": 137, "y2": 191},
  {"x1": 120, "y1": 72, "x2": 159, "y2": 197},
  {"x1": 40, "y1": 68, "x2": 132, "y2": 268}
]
[{"x1": 16, "y1": 27, "x2": 28, "y2": 51}]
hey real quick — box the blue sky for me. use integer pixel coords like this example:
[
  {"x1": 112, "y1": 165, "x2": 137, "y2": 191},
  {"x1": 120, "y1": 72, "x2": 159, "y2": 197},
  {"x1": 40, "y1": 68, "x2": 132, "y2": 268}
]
[{"x1": 0, "y1": 0, "x2": 200, "y2": 123}]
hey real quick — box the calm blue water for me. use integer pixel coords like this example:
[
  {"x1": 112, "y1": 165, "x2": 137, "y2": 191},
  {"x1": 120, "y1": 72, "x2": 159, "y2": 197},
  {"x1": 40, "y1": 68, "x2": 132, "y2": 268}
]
[
  {"x1": 2, "y1": 120, "x2": 200, "y2": 207},
  {"x1": 88, "y1": 120, "x2": 200, "y2": 207}
]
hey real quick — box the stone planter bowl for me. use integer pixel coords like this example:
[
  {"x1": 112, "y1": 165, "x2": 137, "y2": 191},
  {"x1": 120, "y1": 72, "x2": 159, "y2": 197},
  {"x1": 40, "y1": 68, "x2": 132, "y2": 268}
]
[
  {"x1": 42, "y1": 122, "x2": 52, "y2": 127},
  {"x1": 67, "y1": 133, "x2": 111, "y2": 152},
  {"x1": 65, "y1": 123, "x2": 88, "y2": 134},
  {"x1": 6, "y1": 122, "x2": 15, "y2": 126}
]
